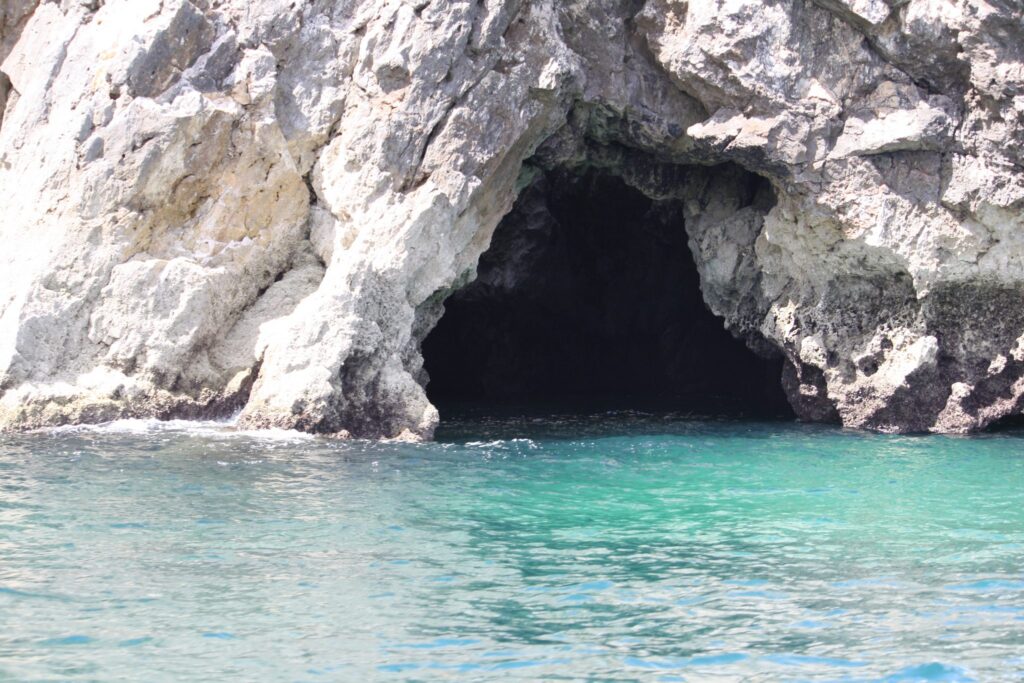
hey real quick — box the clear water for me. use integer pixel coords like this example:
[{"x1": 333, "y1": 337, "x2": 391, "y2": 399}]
[{"x1": 2, "y1": 414, "x2": 1024, "y2": 682}]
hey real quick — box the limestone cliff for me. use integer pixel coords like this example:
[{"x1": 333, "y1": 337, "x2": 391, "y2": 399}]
[{"x1": 1, "y1": 0, "x2": 1023, "y2": 437}]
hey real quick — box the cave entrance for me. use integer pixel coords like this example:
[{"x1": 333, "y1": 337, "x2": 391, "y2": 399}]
[{"x1": 421, "y1": 165, "x2": 794, "y2": 421}]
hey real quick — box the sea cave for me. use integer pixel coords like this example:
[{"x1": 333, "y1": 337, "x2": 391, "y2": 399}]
[{"x1": 422, "y1": 165, "x2": 794, "y2": 421}]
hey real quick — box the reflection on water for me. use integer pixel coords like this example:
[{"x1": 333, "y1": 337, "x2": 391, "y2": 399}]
[{"x1": 1, "y1": 415, "x2": 1023, "y2": 681}]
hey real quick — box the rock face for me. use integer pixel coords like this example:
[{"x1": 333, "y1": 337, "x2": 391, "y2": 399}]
[{"x1": 1, "y1": 0, "x2": 1023, "y2": 437}]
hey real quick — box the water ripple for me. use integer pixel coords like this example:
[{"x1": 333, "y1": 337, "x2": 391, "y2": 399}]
[{"x1": 0, "y1": 416, "x2": 1022, "y2": 680}]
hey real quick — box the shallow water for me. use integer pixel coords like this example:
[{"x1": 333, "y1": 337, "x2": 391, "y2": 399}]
[{"x1": 2, "y1": 414, "x2": 1024, "y2": 681}]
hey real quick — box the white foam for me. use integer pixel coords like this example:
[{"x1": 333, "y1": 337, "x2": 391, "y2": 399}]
[
  {"x1": 42, "y1": 417, "x2": 316, "y2": 442},
  {"x1": 464, "y1": 438, "x2": 538, "y2": 449}
]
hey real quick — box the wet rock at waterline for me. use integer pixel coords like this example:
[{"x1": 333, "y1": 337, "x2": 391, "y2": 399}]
[{"x1": 1, "y1": 0, "x2": 1023, "y2": 437}]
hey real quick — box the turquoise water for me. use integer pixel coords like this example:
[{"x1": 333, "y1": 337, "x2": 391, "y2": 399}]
[{"x1": 2, "y1": 414, "x2": 1024, "y2": 681}]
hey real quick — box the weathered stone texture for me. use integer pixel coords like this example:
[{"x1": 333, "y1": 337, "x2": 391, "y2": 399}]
[{"x1": 1, "y1": 0, "x2": 1023, "y2": 436}]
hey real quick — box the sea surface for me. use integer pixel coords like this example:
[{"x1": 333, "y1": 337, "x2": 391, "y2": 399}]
[{"x1": 2, "y1": 413, "x2": 1024, "y2": 681}]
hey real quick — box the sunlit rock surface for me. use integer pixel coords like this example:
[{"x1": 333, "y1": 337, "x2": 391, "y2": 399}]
[{"x1": 1, "y1": 0, "x2": 1023, "y2": 437}]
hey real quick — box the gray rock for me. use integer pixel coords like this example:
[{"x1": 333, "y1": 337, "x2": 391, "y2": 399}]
[{"x1": 1, "y1": 0, "x2": 1023, "y2": 437}]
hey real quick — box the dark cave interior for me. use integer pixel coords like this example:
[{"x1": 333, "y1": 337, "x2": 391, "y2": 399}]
[{"x1": 421, "y1": 167, "x2": 794, "y2": 420}]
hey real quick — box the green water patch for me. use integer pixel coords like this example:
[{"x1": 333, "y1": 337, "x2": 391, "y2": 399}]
[{"x1": 1, "y1": 417, "x2": 1023, "y2": 680}]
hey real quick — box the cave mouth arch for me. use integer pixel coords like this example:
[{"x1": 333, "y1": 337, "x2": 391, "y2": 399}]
[{"x1": 421, "y1": 164, "x2": 795, "y2": 422}]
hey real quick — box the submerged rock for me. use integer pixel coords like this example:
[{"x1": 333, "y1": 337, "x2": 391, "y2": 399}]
[{"x1": 1, "y1": 0, "x2": 1023, "y2": 437}]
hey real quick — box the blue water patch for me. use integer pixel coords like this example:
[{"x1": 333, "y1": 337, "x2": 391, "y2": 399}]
[
  {"x1": 117, "y1": 637, "x2": 153, "y2": 647},
  {"x1": 489, "y1": 659, "x2": 552, "y2": 670},
  {"x1": 390, "y1": 637, "x2": 481, "y2": 650},
  {"x1": 792, "y1": 619, "x2": 829, "y2": 629},
  {"x1": 765, "y1": 654, "x2": 867, "y2": 668},
  {"x1": 883, "y1": 662, "x2": 975, "y2": 681},
  {"x1": 39, "y1": 635, "x2": 94, "y2": 646},
  {"x1": 727, "y1": 589, "x2": 790, "y2": 600},
  {"x1": 377, "y1": 662, "x2": 419, "y2": 673},
  {"x1": 946, "y1": 579, "x2": 1024, "y2": 592},
  {"x1": 688, "y1": 653, "x2": 749, "y2": 666}
]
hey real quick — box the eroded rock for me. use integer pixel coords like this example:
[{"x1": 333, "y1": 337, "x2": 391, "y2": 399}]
[{"x1": 1, "y1": 0, "x2": 1023, "y2": 436}]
